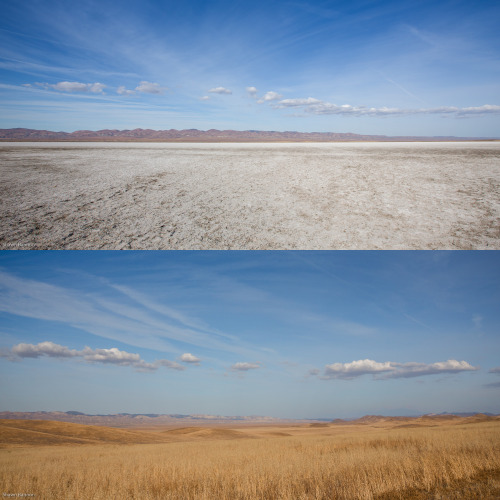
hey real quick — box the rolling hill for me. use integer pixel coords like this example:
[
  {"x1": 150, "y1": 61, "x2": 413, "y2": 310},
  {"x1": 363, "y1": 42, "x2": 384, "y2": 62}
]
[{"x1": 0, "y1": 419, "x2": 173, "y2": 446}]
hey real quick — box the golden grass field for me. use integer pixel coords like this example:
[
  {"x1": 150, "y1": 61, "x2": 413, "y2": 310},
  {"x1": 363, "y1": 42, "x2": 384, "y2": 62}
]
[{"x1": 1, "y1": 416, "x2": 500, "y2": 499}]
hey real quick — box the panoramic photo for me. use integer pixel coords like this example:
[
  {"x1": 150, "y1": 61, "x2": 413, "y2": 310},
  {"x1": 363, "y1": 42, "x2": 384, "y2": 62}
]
[
  {"x1": 0, "y1": 0, "x2": 499, "y2": 250},
  {"x1": 1, "y1": 0, "x2": 500, "y2": 498},
  {"x1": 1, "y1": 251, "x2": 500, "y2": 498}
]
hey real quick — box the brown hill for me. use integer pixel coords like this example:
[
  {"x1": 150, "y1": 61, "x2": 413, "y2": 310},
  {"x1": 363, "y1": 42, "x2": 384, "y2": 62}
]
[
  {"x1": 162, "y1": 427, "x2": 253, "y2": 440},
  {"x1": 0, "y1": 411, "x2": 304, "y2": 427},
  {"x1": 463, "y1": 413, "x2": 498, "y2": 424},
  {"x1": 332, "y1": 413, "x2": 500, "y2": 429},
  {"x1": 351, "y1": 415, "x2": 387, "y2": 424},
  {"x1": 418, "y1": 414, "x2": 463, "y2": 423},
  {"x1": 0, "y1": 419, "x2": 172, "y2": 447},
  {"x1": 0, "y1": 127, "x2": 485, "y2": 142}
]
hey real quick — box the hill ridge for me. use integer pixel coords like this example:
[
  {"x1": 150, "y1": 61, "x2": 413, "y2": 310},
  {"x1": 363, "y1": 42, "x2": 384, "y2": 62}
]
[
  {"x1": 0, "y1": 419, "x2": 176, "y2": 446},
  {"x1": 0, "y1": 411, "x2": 307, "y2": 427},
  {"x1": 0, "y1": 127, "x2": 493, "y2": 142}
]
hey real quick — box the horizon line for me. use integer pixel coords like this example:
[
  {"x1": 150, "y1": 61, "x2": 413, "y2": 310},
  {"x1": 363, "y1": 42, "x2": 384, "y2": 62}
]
[{"x1": 1, "y1": 127, "x2": 498, "y2": 142}]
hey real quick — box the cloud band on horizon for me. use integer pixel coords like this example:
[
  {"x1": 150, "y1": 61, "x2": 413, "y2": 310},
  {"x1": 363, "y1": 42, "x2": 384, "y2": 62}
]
[
  {"x1": 272, "y1": 98, "x2": 500, "y2": 118},
  {"x1": 1, "y1": 341, "x2": 188, "y2": 372},
  {"x1": 312, "y1": 358, "x2": 478, "y2": 380},
  {"x1": 17, "y1": 80, "x2": 500, "y2": 120}
]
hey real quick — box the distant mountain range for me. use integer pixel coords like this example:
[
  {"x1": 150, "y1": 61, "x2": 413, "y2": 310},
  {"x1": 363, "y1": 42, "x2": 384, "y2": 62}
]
[
  {"x1": 1, "y1": 411, "x2": 497, "y2": 428},
  {"x1": 332, "y1": 413, "x2": 499, "y2": 425},
  {"x1": 0, "y1": 411, "x2": 311, "y2": 427},
  {"x1": 0, "y1": 128, "x2": 494, "y2": 142}
]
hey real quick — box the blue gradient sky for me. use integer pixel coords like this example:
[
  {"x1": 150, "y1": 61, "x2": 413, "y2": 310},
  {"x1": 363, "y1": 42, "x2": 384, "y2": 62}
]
[
  {"x1": 1, "y1": 251, "x2": 499, "y2": 418},
  {"x1": 1, "y1": 0, "x2": 499, "y2": 136}
]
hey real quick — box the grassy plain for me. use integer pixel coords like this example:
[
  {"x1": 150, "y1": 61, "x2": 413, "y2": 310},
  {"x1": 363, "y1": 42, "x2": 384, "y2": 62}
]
[{"x1": 1, "y1": 417, "x2": 500, "y2": 499}]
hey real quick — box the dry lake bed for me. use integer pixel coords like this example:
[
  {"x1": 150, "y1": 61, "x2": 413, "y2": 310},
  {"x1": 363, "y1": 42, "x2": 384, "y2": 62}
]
[{"x1": 1, "y1": 141, "x2": 499, "y2": 249}]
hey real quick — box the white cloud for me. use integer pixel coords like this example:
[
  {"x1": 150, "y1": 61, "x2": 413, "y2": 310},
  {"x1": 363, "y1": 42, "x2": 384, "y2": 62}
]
[
  {"x1": 117, "y1": 85, "x2": 135, "y2": 96},
  {"x1": 317, "y1": 358, "x2": 478, "y2": 380},
  {"x1": 272, "y1": 97, "x2": 500, "y2": 118},
  {"x1": 154, "y1": 359, "x2": 185, "y2": 371},
  {"x1": 230, "y1": 362, "x2": 261, "y2": 371},
  {"x1": 489, "y1": 366, "x2": 500, "y2": 374},
  {"x1": 11, "y1": 341, "x2": 78, "y2": 358},
  {"x1": 391, "y1": 359, "x2": 478, "y2": 378},
  {"x1": 258, "y1": 91, "x2": 283, "y2": 103},
  {"x1": 276, "y1": 97, "x2": 322, "y2": 107},
  {"x1": 135, "y1": 81, "x2": 167, "y2": 95},
  {"x1": 200, "y1": 96, "x2": 210, "y2": 100},
  {"x1": 246, "y1": 86, "x2": 258, "y2": 97},
  {"x1": 179, "y1": 353, "x2": 201, "y2": 364},
  {"x1": 208, "y1": 87, "x2": 232, "y2": 95},
  {"x1": 81, "y1": 346, "x2": 141, "y2": 365},
  {"x1": 88, "y1": 83, "x2": 106, "y2": 93},
  {"x1": 4, "y1": 341, "x2": 184, "y2": 372},
  {"x1": 35, "y1": 81, "x2": 106, "y2": 94},
  {"x1": 457, "y1": 104, "x2": 500, "y2": 116},
  {"x1": 324, "y1": 359, "x2": 393, "y2": 379}
]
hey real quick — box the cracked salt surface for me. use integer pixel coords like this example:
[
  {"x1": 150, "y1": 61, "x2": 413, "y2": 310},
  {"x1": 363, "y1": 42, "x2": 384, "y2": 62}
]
[{"x1": 1, "y1": 141, "x2": 499, "y2": 249}]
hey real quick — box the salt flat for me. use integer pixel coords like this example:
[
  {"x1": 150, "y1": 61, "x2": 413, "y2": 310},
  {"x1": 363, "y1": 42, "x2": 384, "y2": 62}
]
[{"x1": 1, "y1": 141, "x2": 499, "y2": 249}]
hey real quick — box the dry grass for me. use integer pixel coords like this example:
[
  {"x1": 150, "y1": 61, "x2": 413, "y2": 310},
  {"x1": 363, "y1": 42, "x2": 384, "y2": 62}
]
[
  {"x1": 1, "y1": 421, "x2": 500, "y2": 499},
  {"x1": 0, "y1": 419, "x2": 175, "y2": 446},
  {"x1": 162, "y1": 426, "x2": 253, "y2": 440}
]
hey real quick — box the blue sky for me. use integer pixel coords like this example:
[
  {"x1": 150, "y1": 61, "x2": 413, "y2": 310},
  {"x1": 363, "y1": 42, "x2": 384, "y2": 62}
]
[
  {"x1": 1, "y1": 250, "x2": 499, "y2": 418},
  {"x1": 1, "y1": 0, "x2": 499, "y2": 136}
]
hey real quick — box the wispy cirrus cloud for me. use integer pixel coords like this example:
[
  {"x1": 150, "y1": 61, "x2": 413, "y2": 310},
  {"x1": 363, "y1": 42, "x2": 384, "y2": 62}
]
[
  {"x1": 108, "y1": 283, "x2": 239, "y2": 347},
  {"x1": 272, "y1": 97, "x2": 500, "y2": 118},
  {"x1": 484, "y1": 381, "x2": 500, "y2": 388},
  {"x1": 313, "y1": 358, "x2": 478, "y2": 380},
  {"x1": 0, "y1": 269, "x2": 257, "y2": 357},
  {"x1": 1, "y1": 341, "x2": 184, "y2": 372},
  {"x1": 484, "y1": 367, "x2": 500, "y2": 388},
  {"x1": 472, "y1": 313, "x2": 483, "y2": 326},
  {"x1": 0, "y1": 56, "x2": 140, "y2": 80}
]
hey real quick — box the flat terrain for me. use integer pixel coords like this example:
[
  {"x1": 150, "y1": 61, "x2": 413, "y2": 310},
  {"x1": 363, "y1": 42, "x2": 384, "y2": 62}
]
[
  {"x1": 1, "y1": 142, "x2": 499, "y2": 249},
  {"x1": 1, "y1": 416, "x2": 500, "y2": 499}
]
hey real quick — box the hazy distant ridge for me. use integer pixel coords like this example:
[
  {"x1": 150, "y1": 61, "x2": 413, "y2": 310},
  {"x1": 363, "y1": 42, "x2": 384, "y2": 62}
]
[
  {"x1": 0, "y1": 411, "x2": 310, "y2": 426},
  {"x1": 0, "y1": 128, "x2": 488, "y2": 142},
  {"x1": 1, "y1": 411, "x2": 497, "y2": 427}
]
